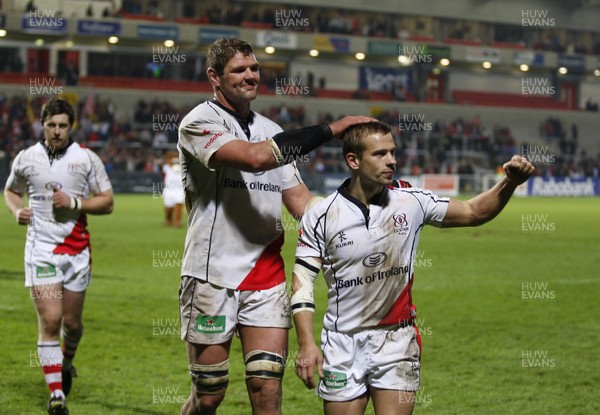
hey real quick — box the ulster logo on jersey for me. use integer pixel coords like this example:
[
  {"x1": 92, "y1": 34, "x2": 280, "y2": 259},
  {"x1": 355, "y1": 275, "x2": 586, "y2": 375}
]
[
  {"x1": 392, "y1": 213, "x2": 409, "y2": 236},
  {"x1": 67, "y1": 163, "x2": 80, "y2": 174},
  {"x1": 335, "y1": 231, "x2": 354, "y2": 249}
]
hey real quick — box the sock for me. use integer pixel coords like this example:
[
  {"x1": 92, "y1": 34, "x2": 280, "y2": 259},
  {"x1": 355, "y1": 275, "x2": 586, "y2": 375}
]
[
  {"x1": 38, "y1": 341, "x2": 63, "y2": 395},
  {"x1": 61, "y1": 328, "x2": 82, "y2": 370}
]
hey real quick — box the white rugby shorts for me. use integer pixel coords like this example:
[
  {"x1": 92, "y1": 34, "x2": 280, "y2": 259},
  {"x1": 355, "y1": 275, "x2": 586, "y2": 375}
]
[
  {"x1": 25, "y1": 247, "x2": 91, "y2": 292},
  {"x1": 318, "y1": 325, "x2": 422, "y2": 401},
  {"x1": 179, "y1": 277, "x2": 291, "y2": 344}
]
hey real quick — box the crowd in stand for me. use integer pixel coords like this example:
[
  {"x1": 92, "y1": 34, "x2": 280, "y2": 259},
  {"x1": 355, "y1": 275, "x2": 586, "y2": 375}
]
[
  {"x1": 35, "y1": 0, "x2": 597, "y2": 55},
  {"x1": 2, "y1": 94, "x2": 598, "y2": 184}
]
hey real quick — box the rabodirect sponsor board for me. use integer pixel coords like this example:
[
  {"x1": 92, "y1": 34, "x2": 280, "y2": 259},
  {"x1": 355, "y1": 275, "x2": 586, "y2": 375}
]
[
  {"x1": 78, "y1": 20, "x2": 120, "y2": 36},
  {"x1": 199, "y1": 28, "x2": 239, "y2": 44},
  {"x1": 528, "y1": 176, "x2": 599, "y2": 196},
  {"x1": 137, "y1": 24, "x2": 179, "y2": 40}
]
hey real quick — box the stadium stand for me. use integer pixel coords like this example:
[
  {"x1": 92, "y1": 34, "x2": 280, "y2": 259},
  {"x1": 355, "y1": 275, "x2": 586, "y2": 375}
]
[{"x1": 1, "y1": 0, "x2": 599, "y2": 194}]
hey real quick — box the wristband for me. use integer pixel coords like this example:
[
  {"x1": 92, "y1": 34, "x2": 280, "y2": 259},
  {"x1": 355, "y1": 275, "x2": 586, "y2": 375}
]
[
  {"x1": 15, "y1": 208, "x2": 23, "y2": 223},
  {"x1": 290, "y1": 257, "x2": 321, "y2": 315},
  {"x1": 267, "y1": 138, "x2": 285, "y2": 167},
  {"x1": 271, "y1": 124, "x2": 333, "y2": 165},
  {"x1": 70, "y1": 196, "x2": 82, "y2": 211}
]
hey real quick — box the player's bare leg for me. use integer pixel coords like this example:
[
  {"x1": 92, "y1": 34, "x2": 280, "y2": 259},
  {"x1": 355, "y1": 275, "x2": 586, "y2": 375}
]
[
  {"x1": 182, "y1": 341, "x2": 232, "y2": 415},
  {"x1": 165, "y1": 207, "x2": 173, "y2": 226},
  {"x1": 323, "y1": 394, "x2": 369, "y2": 415},
  {"x1": 173, "y1": 203, "x2": 183, "y2": 228},
  {"x1": 32, "y1": 283, "x2": 64, "y2": 341},
  {"x1": 61, "y1": 288, "x2": 86, "y2": 395},
  {"x1": 370, "y1": 388, "x2": 415, "y2": 415},
  {"x1": 62, "y1": 288, "x2": 86, "y2": 354},
  {"x1": 31, "y1": 283, "x2": 68, "y2": 412},
  {"x1": 238, "y1": 326, "x2": 288, "y2": 415}
]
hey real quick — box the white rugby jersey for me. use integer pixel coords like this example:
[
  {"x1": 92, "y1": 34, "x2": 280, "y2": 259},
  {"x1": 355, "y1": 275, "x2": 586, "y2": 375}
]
[
  {"x1": 178, "y1": 100, "x2": 303, "y2": 290},
  {"x1": 5, "y1": 141, "x2": 112, "y2": 255},
  {"x1": 296, "y1": 180, "x2": 449, "y2": 332}
]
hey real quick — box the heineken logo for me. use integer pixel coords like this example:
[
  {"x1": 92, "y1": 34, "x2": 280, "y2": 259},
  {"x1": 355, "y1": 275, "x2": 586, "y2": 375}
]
[
  {"x1": 323, "y1": 370, "x2": 347, "y2": 389},
  {"x1": 36, "y1": 265, "x2": 57, "y2": 278},
  {"x1": 195, "y1": 315, "x2": 226, "y2": 333}
]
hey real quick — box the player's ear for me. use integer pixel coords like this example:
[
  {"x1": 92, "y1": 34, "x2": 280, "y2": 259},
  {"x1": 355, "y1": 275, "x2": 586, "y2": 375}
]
[
  {"x1": 207, "y1": 67, "x2": 220, "y2": 88},
  {"x1": 346, "y1": 152, "x2": 360, "y2": 170}
]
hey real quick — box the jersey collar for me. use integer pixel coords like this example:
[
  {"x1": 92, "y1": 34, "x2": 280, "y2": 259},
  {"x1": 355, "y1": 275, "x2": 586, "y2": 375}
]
[
  {"x1": 40, "y1": 138, "x2": 74, "y2": 164},
  {"x1": 210, "y1": 99, "x2": 255, "y2": 140},
  {"x1": 337, "y1": 178, "x2": 390, "y2": 228}
]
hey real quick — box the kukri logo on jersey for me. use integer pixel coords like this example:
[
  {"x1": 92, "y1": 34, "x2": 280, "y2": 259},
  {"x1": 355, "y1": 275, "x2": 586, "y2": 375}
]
[{"x1": 335, "y1": 231, "x2": 354, "y2": 249}]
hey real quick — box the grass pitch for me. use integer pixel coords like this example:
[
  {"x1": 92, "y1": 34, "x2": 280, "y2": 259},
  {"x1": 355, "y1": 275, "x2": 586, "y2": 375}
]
[{"x1": 0, "y1": 194, "x2": 599, "y2": 414}]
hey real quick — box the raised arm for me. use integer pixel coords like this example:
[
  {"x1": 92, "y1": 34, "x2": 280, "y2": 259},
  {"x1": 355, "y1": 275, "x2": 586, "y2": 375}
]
[
  {"x1": 206, "y1": 115, "x2": 376, "y2": 172},
  {"x1": 443, "y1": 155, "x2": 534, "y2": 228}
]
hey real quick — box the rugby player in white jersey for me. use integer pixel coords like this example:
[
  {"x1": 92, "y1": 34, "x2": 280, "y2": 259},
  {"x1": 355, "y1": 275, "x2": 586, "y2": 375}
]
[
  {"x1": 291, "y1": 121, "x2": 534, "y2": 415},
  {"x1": 4, "y1": 97, "x2": 114, "y2": 415},
  {"x1": 177, "y1": 37, "x2": 374, "y2": 415}
]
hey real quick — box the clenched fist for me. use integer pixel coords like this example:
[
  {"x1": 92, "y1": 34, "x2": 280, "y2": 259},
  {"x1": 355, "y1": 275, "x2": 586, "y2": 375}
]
[
  {"x1": 503, "y1": 155, "x2": 535, "y2": 186},
  {"x1": 14, "y1": 207, "x2": 32, "y2": 225}
]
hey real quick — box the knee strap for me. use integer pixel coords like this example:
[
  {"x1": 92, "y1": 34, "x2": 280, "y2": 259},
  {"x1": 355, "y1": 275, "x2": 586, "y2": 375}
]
[
  {"x1": 244, "y1": 350, "x2": 286, "y2": 380},
  {"x1": 189, "y1": 360, "x2": 229, "y2": 395}
]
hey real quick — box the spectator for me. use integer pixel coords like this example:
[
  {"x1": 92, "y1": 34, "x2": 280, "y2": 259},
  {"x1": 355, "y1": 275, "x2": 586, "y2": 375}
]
[{"x1": 25, "y1": 0, "x2": 36, "y2": 12}]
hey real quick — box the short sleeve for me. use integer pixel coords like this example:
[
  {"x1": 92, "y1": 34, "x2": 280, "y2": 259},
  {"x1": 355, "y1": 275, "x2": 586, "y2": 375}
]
[
  {"x1": 86, "y1": 150, "x2": 112, "y2": 194},
  {"x1": 281, "y1": 161, "x2": 303, "y2": 191},
  {"x1": 417, "y1": 189, "x2": 449, "y2": 228},
  {"x1": 295, "y1": 204, "x2": 325, "y2": 259},
  {"x1": 4, "y1": 151, "x2": 27, "y2": 194},
  {"x1": 178, "y1": 109, "x2": 238, "y2": 168}
]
